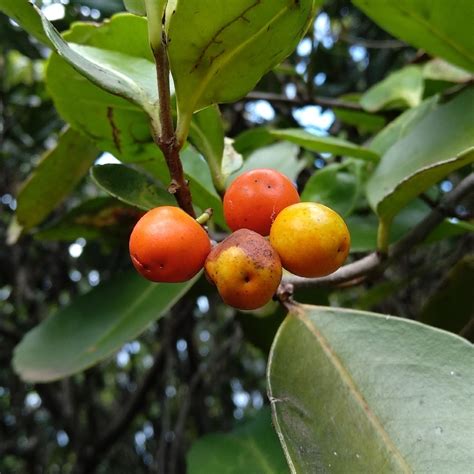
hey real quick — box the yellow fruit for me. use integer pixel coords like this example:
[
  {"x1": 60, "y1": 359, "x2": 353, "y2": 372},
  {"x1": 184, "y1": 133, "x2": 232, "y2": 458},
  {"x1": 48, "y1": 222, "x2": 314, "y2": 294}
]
[
  {"x1": 269, "y1": 202, "x2": 350, "y2": 277},
  {"x1": 205, "y1": 229, "x2": 282, "y2": 310}
]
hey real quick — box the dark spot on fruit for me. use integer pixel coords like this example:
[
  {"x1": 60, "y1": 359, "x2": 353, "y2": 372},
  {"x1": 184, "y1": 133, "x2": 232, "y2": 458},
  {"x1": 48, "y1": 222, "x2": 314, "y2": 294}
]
[
  {"x1": 159, "y1": 263, "x2": 165, "y2": 269},
  {"x1": 267, "y1": 185, "x2": 271, "y2": 189},
  {"x1": 244, "y1": 275, "x2": 250, "y2": 283}
]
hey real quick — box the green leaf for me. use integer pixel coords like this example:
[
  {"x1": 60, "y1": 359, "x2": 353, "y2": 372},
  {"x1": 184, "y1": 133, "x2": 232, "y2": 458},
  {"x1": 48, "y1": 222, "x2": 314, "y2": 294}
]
[
  {"x1": 369, "y1": 95, "x2": 439, "y2": 156},
  {"x1": 301, "y1": 163, "x2": 361, "y2": 217},
  {"x1": 422, "y1": 59, "x2": 473, "y2": 83},
  {"x1": 16, "y1": 128, "x2": 98, "y2": 231},
  {"x1": 367, "y1": 88, "x2": 474, "y2": 220},
  {"x1": 45, "y1": 14, "x2": 157, "y2": 161},
  {"x1": 420, "y1": 256, "x2": 474, "y2": 335},
  {"x1": 270, "y1": 128, "x2": 379, "y2": 162},
  {"x1": 123, "y1": 0, "x2": 146, "y2": 15},
  {"x1": 91, "y1": 164, "x2": 175, "y2": 210},
  {"x1": 37, "y1": 8, "x2": 158, "y2": 120},
  {"x1": 0, "y1": 0, "x2": 51, "y2": 45},
  {"x1": 168, "y1": 0, "x2": 320, "y2": 135},
  {"x1": 13, "y1": 272, "x2": 198, "y2": 382},
  {"x1": 352, "y1": 0, "x2": 474, "y2": 72},
  {"x1": 360, "y1": 66, "x2": 424, "y2": 112},
  {"x1": 188, "y1": 105, "x2": 226, "y2": 192},
  {"x1": 35, "y1": 197, "x2": 142, "y2": 242},
  {"x1": 268, "y1": 305, "x2": 474, "y2": 473},
  {"x1": 187, "y1": 408, "x2": 287, "y2": 474},
  {"x1": 233, "y1": 127, "x2": 275, "y2": 156},
  {"x1": 228, "y1": 141, "x2": 304, "y2": 185}
]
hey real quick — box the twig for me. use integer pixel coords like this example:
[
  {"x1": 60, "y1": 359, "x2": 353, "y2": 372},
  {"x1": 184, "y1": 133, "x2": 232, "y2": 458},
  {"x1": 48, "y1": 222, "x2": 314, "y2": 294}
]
[
  {"x1": 244, "y1": 91, "x2": 364, "y2": 111},
  {"x1": 282, "y1": 173, "x2": 474, "y2": 290},
  {"x1": 339, "y1": 33, "x2": 407, "y2": 49}
]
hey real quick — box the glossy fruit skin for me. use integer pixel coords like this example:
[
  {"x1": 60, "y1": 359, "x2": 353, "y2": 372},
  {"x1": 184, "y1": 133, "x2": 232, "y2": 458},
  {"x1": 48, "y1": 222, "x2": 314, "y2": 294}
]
[
  {"x1": 205, "y1": 229, "x2": 282, "y2": 310},
  {"x1": 223, "y1": 168, "x2": 300, "y2": 236},
  {"x1": 129, "y1": 206, "x2": 211, "y2": 283},
  {"x1": 270, "y1": 202, "x2": 350, "y2": 278}
]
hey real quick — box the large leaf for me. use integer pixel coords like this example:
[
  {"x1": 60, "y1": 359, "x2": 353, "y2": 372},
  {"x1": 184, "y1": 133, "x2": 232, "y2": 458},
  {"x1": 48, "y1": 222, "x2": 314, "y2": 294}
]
[
  {"x1": 187, "y1": 408, "x2": 287, "y2": 474},
  {"x1": 13, "y1": 272, "x2": 198, "y2": 382},
  {"x1": 366, "y1": 88, "x2": 474, "y2": 220},
  {"x1": 352, "y1": 0, "x2": 474, "y2": 72},
  {"x1": 168, "y1": 0, "x2": 320, "y2": 127},
  {"x1": 271, "y1": 129, "x2": 379, "y2": 162},
  {"x1": 37, "y1": 8, "x2": 158, "y2": 119},
  {"x1": 16, "y1": 128, "x2": 98, "y2": 231},
  {"x1": 268, "y1": 305, "x2": 474, "y2": 473},
  {"x1": 0, "y1": 0, "x2": 51, "y2": 45},
  {"x1": 228, "y1": 141, "x2": 304, "y2": 184},
  {"x1": 91, "y1": 164, "x2": 175, "y2": 210},
  {"x1": 45, "y1": 14, "x2": 157, "y2": 163},
  {"x1": 360, "y1": 66, "x2": 424, "y2": 112}
]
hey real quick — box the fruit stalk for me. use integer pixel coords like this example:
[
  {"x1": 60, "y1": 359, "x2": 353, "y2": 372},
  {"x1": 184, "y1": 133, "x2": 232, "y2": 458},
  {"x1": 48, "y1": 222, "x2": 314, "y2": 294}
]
[{"x1": 146, "y1": 0, "x2": 195, "y2": 217}]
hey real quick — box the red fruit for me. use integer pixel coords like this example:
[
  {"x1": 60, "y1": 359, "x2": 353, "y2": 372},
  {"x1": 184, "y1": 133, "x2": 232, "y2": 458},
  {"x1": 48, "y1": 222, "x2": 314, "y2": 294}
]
[
  {"x1": 223, "y1": 168, "x2": 300, "y2": 236},
  {"x1": 129, "y1": 206, "x2": 211, "y2": 283}
]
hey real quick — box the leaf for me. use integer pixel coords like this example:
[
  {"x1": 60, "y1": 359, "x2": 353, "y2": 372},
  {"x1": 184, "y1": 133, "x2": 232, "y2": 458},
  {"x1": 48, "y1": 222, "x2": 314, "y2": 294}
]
[
  {"x1": 360, "y1": 66, "x2": 424, "y2": 112},
  {"x1": 228, "y1": 141, "x2": 304, "y2": 185},
  {"x1": 45, "y1": 14, "x2": 156, "y2": 161},
  {"x1": 168, "y1": 0, "x2": 320, "y2": 123},
  {"x1": 16, "y1": 128, "x2": 98, "y2": 231},
  {"x1": 301, "y1": 163, "x2": 361, "y2": 217},
  {"x1": 422, "y1": 59, "x2": 473, "y2": 83},
  {"x1": 187, "y1": 408, "x2": 287, "y2": 474},
  {"x1": 233, "y1": 127, "x2": 275, "y2": 156},
  {"x1": 0, "y1": 0, "x2": 51, "y2": 45},
  {"x1": 270, "y1": 129, "x2": 379, "y2": 162},
  {"x1": 123, "y1": 0, "x2": 146, "y2": 15},
  {"x1": 37, "y1": 7, "x2": 158, "y2": 119},
  {"x1": 91, "y1": 164, "x2": 175, "y2": 210},
  {"x1": 13, "y1": 272, "x2": 198, "y2": 382},
  {"x1": 352, "y1": 0, "x2": 474, "y2": 72},
  {"x1": 369, "y1": 95, "x2": 439, "y2": 155},
  {"x1": 35, "y1": 197, "x2": 142, "y2": 242},
  {"x1": 188, "y1": 105, "x2": 225, "y2": 191},
  {"x1": 420, "y1": 256, "x2": 474, "y2": 336},
  {"x1": 268, "y1": 305, "x2": 474, "y2": 473},
  {"x1": 367, "y1": 88, "x2": 474, "y2": 220}
]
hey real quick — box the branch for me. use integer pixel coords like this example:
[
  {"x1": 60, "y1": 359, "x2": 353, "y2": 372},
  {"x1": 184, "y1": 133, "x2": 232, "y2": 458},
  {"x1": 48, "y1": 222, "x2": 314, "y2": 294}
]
[
  {"x1": 282, "y1": 173, "x2": 474, "y2": 290},
  {"x1": 339, "y1": 33, "x2": 407, "y2": 49},
  {"x1": 146, "y1": 1, "x2": 195, "y2": 217},
  {"x1": 244, "y1": 91, "x2": 364, "y2": 111}
]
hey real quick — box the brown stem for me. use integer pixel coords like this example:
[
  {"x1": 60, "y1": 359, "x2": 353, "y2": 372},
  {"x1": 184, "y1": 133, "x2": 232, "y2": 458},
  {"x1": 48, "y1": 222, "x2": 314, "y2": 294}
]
[
  {"x1": 282, "y1": 173, "x2": 474, "y2": 291},
  {"x1": 152, "y1": 36, "x2": 195, "y2": 217}
]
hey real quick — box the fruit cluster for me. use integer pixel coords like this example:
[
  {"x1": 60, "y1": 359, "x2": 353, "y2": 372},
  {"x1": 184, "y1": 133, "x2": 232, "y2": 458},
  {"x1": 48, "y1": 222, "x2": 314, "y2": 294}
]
[{"x1": 129, "y1": 168, "x2": 350, "y2": 310}]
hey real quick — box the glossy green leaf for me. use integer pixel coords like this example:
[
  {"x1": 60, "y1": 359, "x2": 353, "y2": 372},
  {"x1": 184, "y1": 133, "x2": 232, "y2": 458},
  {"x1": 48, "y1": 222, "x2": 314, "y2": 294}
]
[
  {"x1": 168, "y1": 0, "x2": 320, "y2": 128},
  {"x1": 45, "y1": 14, "x2": 158, "y2": 163},
  {"x1": 16, "y1": 128, "x2": 98, "y2": 231},
  {"x1": 268, "y1": 305, "x2": 474, "y2": 473},
  {"x1": 369, "y1": 95, "x2": 439, "y2": 155},
  {"x1": 91, "y1": 164, "x2": 175, "y2": 210},
  {"x1": 188, "y1": 105, "x2": 225, "y2": 192},
  {"x1": 187, "y1": 408, "x2": 287, "y2": 474},
  {"x1": 360, "y1": 66, "x2": 424, "y2": 112},
  {"x1": 301, "y1": 163, "x2": 361, "y2": 216},
  {"x1": 367, "y1": 88, "x2": 474, "y2": 220},
  {"x1": 35, "y1": 197, "x2": 141, "y2": 242},
  {"x1": 0, "y1": 0, "x2": 51, "y2": 45},
  {"x1": 13, "y1": 272, "x2": 198, "y2": 382},
  {"x1": 352, "y1": 0, "x2": 474, "y2": 72},
  {"x1": 123, "y1": 0, "x2": 146, "y2": 15},
  {"x1": 422, "y1": 59, "x2": 473, "y2": 83},
  {"x1": 233, "y1": 127, "x2": 275, "y2": 156},
  {"x1": 270, "y1": 129, "x2": 379, "y2": 162},
  {"x1": 37, "y1": 8, "x2": 158, "y2": 120},
  {"x1": 420, "y1": 256, "x2": 474, "y2": 335},
  {"x1": 228, "y1": 141, "x2": 304, "y2": 185}
]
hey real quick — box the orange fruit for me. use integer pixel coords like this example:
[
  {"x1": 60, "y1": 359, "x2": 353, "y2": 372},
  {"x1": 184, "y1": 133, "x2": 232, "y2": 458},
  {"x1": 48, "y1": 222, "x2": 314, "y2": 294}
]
[
  {"x1": 270, "y1": 202, "x2": 350, "y2": 277},
  {"x1": 205, "y1": 229, "x2": 282, "y2": 310},
  {"x1": 129, "y1": 206, "x2": 211, "y2": 282},
  {"x1": 224, "y1": 168, "x2": 300, "y2": 236}
]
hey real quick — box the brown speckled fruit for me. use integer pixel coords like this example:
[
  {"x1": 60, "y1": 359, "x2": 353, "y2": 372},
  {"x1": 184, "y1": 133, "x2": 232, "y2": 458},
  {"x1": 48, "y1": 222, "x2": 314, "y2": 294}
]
[
  {"x1": 270, "y1": 202, "x2": 350, "y2": 277},
  {"x1": 205, "y1": 229, "x2": 282, "y2": 310}
]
